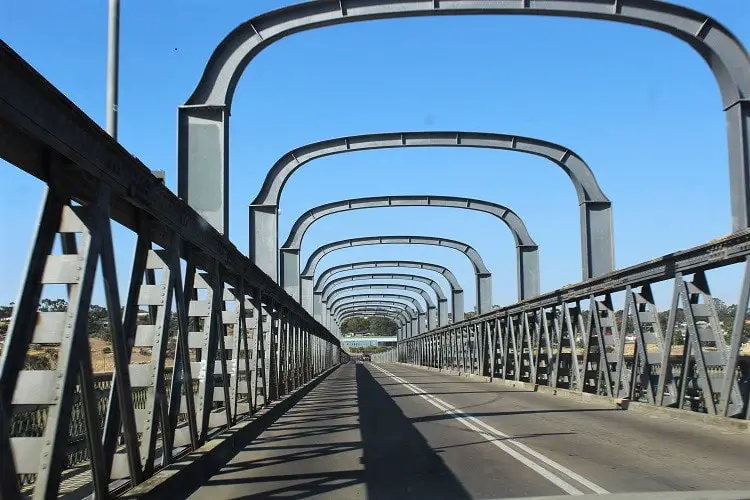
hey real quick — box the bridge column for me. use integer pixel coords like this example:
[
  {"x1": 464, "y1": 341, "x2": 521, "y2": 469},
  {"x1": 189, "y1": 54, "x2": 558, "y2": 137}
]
[
  {"x1": 437, "y1": 298, "x2": 449, "y2": 326},
  {"x1": 518, "y1": 246, "x2": 540, "y2": 299},
  {"x1": 280, "y1": 248, "x2": 301, "y2": 300},
  {"x1": 581, "y1": 202, "x2": 615, "y2": 279},
  {"x1": 248, "y1": 204, "x2": 279, "y2": 280},
  {"x1": 313, "y1": 291, "x2": 323, "y2": 322},
  {"x1": 300, "y1": 276, "x2": 314, "y2": 312},
  {"x1": 177, "y1": 106, "x2": 229, "y2": 236},
  {"x1": 477, "y1": 273, "x2": 493, "y2": 314},
  {"x1": 427, "y1": 306, "x2": 437, "y2": 331}
]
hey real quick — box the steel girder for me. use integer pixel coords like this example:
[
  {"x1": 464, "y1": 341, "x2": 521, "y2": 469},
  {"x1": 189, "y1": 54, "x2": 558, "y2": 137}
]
[
  {"x1": 252, "y1": 137, "x2": 600, "y2": 282},
  {"x1": 314, "y1": 260, "x2": 465, "y2": 322},
  {"x1": 319, "y1": 272, "x2": 448, "y2": 326},
  {"x1": 324, "y1": 282, "x2": 437, "y2": 330},
  {"x1": 337, "y1": 306, "x2": 410, "y2": 325},
  {"x1": 279, "y1": 194, "x2": 540, "y2": 302},
  {"x1": 300, "y1": 235, "x2": 493, "y2": 315},
  {"x1": 180, "y1": 0, "x2": 750, "y2": 267},
  {"x1": 333, "y1": 299, "x2": 418, "y2": 339},
  {"x1": 328, "y1": 292, "x2": 425, "y2": 336}
]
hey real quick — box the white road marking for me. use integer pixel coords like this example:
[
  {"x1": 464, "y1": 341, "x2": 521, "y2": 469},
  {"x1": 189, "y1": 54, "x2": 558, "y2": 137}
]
[{"x1": 372, "y1": 364, "x2": 609, "y2": 496}]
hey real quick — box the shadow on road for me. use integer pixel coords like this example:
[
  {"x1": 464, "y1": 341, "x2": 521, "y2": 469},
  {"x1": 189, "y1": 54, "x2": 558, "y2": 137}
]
[{"x1": 356, "y1": 363, "x2": 472, "y2": 500}]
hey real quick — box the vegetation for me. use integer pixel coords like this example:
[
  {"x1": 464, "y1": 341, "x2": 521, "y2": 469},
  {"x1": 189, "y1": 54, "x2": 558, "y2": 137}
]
[{"x1": 340, "y1": 316, "x2": 398, "y2": 336}]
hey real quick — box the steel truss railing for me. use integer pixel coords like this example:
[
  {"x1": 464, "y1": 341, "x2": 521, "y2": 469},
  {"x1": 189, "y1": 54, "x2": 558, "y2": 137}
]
[
  {"x1": 397, "y1": 229, "x2": 750, "y2": 419},
  {"x1": 0, "y1": 41, "x2": 343, "y2": 499}
]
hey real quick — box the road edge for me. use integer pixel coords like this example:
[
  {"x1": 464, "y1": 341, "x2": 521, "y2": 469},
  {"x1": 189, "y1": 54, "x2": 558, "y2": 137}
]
[{"x1": 387, "y1": 362, "x2": 750, "y2": 434}]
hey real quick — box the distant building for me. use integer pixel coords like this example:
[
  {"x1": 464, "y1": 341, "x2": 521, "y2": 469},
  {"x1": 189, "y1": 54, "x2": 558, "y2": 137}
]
[{"x1": 341, "y1": 336, "x2": 397, "y2": 348}]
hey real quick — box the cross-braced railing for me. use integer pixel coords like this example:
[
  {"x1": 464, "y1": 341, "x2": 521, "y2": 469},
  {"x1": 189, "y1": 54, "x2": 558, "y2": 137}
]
[
  {"x1": 0, "y1": 41, "x2": 343, "y2": 499},
  {"x1": 397, "y1": 231, "x2": 750, "y2": 419}
]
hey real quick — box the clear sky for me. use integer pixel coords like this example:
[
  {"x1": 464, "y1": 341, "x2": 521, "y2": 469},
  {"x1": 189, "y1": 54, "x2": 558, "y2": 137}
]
[{"x1": 1, "y1": 0, "x2": 749, "y2": 313}]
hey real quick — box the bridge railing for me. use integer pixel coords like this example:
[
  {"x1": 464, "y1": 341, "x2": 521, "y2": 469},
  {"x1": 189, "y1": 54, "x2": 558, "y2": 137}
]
[
  {"x1": 396, "y1": 230, "x2": 750, "y2": 419},
  {"x1": 0, "y1": 41, "x2": 343, "y2": 499}
]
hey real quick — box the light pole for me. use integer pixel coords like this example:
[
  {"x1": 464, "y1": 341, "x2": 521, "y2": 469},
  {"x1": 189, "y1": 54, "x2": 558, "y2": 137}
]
[{"x1": 106, "y1": 0, "x2": 120, "y2": 138}]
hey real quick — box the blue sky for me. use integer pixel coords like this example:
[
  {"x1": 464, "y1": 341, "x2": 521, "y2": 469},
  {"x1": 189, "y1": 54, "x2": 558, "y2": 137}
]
[{"x1": 1, "y1": 0, "x2": 749, "y2": 313}]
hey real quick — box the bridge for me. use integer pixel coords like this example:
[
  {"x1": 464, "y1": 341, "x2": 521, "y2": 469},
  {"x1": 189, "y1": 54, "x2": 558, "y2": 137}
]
[{"x1": 1, "y1": 0, "x2": 750, "y2": 498}]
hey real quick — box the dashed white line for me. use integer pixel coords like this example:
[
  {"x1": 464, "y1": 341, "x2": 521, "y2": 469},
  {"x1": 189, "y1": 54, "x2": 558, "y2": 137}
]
[{"x1": 371, "y1": 363, "x2": 609, "y2": 496}]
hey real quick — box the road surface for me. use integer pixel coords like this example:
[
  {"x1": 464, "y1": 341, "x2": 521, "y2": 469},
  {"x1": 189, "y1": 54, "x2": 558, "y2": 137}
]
[{"x1": 189, "y1": 362, "x2": 750, "y2": 499}]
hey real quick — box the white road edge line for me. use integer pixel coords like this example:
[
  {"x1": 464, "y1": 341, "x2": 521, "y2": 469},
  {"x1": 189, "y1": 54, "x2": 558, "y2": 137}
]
[{"x1": 372, "y1": 364, "x2": 609, "y2": 496}]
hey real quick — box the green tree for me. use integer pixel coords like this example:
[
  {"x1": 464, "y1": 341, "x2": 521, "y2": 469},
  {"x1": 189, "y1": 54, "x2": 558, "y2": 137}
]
[
  {"x1": 369, "y1": 317, "x2": 398, "y2": 336},
  {"x1": 341, "y1": 316, "x2": 369, "y2": 334},
  {"x1": 88, "y1": 305, "x2": 111, "y2": 341},
  {"x1": 39, "y1": 298, "x2": 68, "y2": 312}
]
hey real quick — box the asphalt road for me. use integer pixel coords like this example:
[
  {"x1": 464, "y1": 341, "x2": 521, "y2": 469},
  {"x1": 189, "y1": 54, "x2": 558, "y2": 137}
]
[{"x1": 189, "y1": 362, "x2": 750, "y2": 499}]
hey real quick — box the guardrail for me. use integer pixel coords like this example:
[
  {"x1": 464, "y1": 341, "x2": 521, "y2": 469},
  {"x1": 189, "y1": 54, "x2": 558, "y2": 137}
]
[
  {"x1": 396, "y1": 229, "x2": 750, "y2": 418},
  {"x1": 0, "y1": 40, "x2": 343, "y2": 499}
]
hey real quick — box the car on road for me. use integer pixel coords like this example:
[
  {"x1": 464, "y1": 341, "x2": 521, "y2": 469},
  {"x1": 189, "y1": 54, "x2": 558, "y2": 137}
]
[{"x1": 361, "y1": 354, "x2": 371, "y2": 362}]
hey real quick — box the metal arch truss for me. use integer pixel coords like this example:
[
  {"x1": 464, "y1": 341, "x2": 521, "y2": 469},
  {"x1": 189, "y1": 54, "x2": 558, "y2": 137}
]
[
  {"x1": 314, "y1": 260, "x2": 465, "y2": 322},
  {"x1": 181, "y1": 0, "x2": 750, "y2": 262},
  {"x1": 280, "y1": 194, "x2": 539, "y2": 303},
  {"x1": 251, "y1": 134, "x2": 608, "y2": 283},
  {"x1": 333, "y1": 299, "x2": 419, "y2": 339},
  {"x1": 325, "y1": 282, "x2": 438, "y2": 330},
  {"x1": 328, "y1": 292, "x2": 426, "y2": 337},
  {"x1": 300, "y1": 235, "x2": 493, "y2": 315},
  {"x1": 319, "y1": 272, "x2": 448, "y2": 326},
  {"x1": 337, "y1": 305, "x2": 411, "y2": 324},
  {"x1": 394, "y1": 229, "x2": 750, "y2": 421},
  {"x1": 0, "y1": 43, "x2": 346, "y2": 499}
]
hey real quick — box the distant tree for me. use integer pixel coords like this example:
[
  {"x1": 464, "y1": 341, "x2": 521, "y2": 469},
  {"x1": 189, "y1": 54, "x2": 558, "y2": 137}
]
[
  {"x1": 39, "y1": 298, "x2": 68, "y2": 312},
  {"x1": 369, "y1": 317, "x2": 398, "y2": 336},
  {"x1": 88, "y1": 305, "x2": 111, "y2": 341},
  {"x1": 341, "y1": 316, "x2": 369, "y2": 334}
]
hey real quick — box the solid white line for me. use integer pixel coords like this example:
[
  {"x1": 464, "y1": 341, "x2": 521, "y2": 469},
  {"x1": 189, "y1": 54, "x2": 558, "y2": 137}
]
[{"x1": 372, "y1": 364, "x2": 609, "y2": 496}]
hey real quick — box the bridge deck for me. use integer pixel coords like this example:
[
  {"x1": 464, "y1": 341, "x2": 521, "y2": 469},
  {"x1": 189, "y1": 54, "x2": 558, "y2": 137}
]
[{"x1": 188, "y1": 363, "x2": 750, "y2": 499}]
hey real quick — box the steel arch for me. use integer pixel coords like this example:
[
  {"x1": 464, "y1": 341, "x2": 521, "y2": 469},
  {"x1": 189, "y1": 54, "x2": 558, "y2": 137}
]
[
  {"x1": 332, "y1": 297, "x2": 420, "y2": 338},
  {"x1": 337, "y1": 309, "x2": 408, "y2": 326},
  {"x1": 180, "y1": 0, "x2": 750, "y2": 249},
  {"x1": 325, "y1": 283, "x2": 436, "y2": 330},
  {"x1": 338, "y1": 310, "x2": 406, "y2": 334},
  {"x1": 336, "y1": 305, "x2": 411, "y2": 323},
  {"x1": 335, "y1": 303, "x2": 416, "y2": 332},
  {"x1": 328, "y1": 292, "x2": 426, "y2": 335},
  {"x1": 279, "y1": 194, "x2": 539, "y2": 302},
  {"x1": 300, "y1": 235, "x2": 492, "y2": 315},
  {"x1": 314, "y1": 260, "x2": 465, "y2": 321},
  {"x1": 319, "y1": 272, "x2": 448, "y2": 325}
]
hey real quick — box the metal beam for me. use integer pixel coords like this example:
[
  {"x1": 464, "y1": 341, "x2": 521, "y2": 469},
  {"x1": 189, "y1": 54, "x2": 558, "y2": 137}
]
[
  {"x1": 318, "y1": 272, "x2": 448, "y2": 326},
  {"x1": 314, "y1": 260, "x2": 465, "y2": 322},
  {"x1": 182, "y1": 0, "x2": 750, "y2": 259},
  {"x1": 300, "y1": 236, "x2": 492, "y2": 315},
  {"x1": 279, "y1": 195, "x2": 539, "y2": 302},
  {"x1": 328, "y1": 292, "x2": 425, "y2": 337},
  {"x1": 324, "y1": 282, "x2": 437, "y2": 331}
]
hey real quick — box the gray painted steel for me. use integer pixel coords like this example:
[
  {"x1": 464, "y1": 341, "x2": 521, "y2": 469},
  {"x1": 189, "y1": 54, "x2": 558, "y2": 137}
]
[
  {"x1": 300, "y1": 236, "x2": 492, "y2": 316},
  {"x1": 325, "y1": 283, "x2": 436, "y2": 331},
  {"x1": 328, "y1": 292, "x2": 426, "y2": 337},
  {"x1": 280, "y1": 195, "x2": 539, "y2": 302},
  {"x1": 314, "y1": 260, "x2": 465, "y2": 322},
  {"x1": 319, "y1": 273, "x2": 448, "y2": 326},
  {"x1": 334, "y1": 299, "x2": 418, "y2": 339},
  {"x1": 182, "y1": 0, "x2": 750, "y2": 273},
  {"x1": 0, "y1": 42, "x2": 346, "y2": 500},
  {"x1": 252, "y1": 135, "x2": 606, "y2": 281}
]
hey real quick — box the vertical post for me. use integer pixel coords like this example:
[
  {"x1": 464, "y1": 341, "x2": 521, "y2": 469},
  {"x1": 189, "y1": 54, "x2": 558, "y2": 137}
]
[{"x1": 106, "y1": 0, "x2": 120, "y2": 138}]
